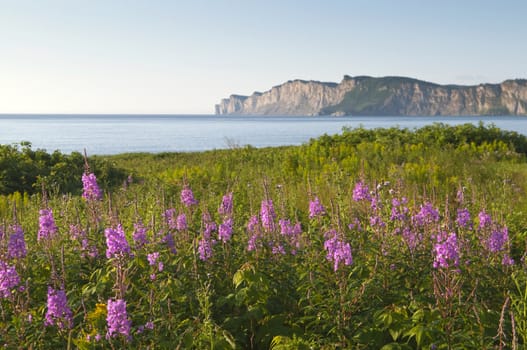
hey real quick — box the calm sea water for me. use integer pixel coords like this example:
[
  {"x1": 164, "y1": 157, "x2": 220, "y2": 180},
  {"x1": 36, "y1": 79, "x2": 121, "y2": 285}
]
[{"x1": 1, "y1": 114, "x2": 526, "y2": 155}]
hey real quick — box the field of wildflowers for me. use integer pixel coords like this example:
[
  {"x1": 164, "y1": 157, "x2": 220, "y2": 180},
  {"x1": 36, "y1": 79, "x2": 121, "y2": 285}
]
[{"x1": 1, "y1": 123, "x2": 527, "y2": 349}]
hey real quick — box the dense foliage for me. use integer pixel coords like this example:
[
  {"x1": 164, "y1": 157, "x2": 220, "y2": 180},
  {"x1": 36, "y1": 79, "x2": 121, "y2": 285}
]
[
  {"x1": 1, "y1": 123, "x2": 527, "y2": 349},
  {"x1": 0, "y1": 142, "x2": 127, "y2": 195}
]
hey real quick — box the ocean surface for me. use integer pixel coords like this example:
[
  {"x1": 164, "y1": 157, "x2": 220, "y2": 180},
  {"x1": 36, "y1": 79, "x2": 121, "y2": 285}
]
[{"x1": 1, "y1": 114, "x2": 526, "y2": 155}]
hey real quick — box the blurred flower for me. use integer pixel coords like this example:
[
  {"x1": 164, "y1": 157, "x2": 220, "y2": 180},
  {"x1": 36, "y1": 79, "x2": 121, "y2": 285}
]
[
  {"x1": 181, "y1": 186, "x2": 198, "y2": 207},
  {"x1": 260, "y1": 199, "x2": 276, "y2": 232},
  {"x1": 82, "y1": 172, "x2": 103, "y2": 201},
  {"x1": 105, "y1": 224, "x2": 131, "y2": 259},
  {"x1": 132, "y1": 221, "x2": 148, "y2": 247},
  {"x1": 308, "y1": 197, "x2": 325, "y2": 218},
  {"x1": 433, "y1": 232, "x2": 459, "y2": 269},
  {"x1": 455, "y1": 208, "x2": 472, "y2": 229},
  {"x1": 38, "y1": 209, "x2": 58, "y2": 241},
  {"x1": 478, "y1": 210, "x2": 492, "y2": 229},
  {"x1": 107, "y1": 299, "x2": 131, "y2": 338},
  {"x1": 8, "y1": 225, "x2": 26, "y2": 259},
  {"x1": 176, "y1": 213, "x2": 187, "y2": 231},
  {"x1": 352, "y1": 181, "x2": 371, "y2": 202},
  {"x1": 324, "y1": 230, "x2": 353, "y2": 271},
  {"x1": 218, "y1": 218, "x2": 233, "y2": 243},
  {"x1": 218, "y1": 192, "x2": 233, "y2": 216},
  {"x1": 0, "y1": 261, "x2": 20, "y2": 298},
  {"x1": 45, "y1": 287, "x2": 73, "y2": 329}
]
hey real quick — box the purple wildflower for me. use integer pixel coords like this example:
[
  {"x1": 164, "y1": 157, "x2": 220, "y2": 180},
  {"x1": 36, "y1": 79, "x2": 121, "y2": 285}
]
[
  {"x1": 163, "y1": 208, "x2": 177, "y2": 230},
  {"x1": 202, "y1": 212, "x2": 217, "y2": 239},
  {"x1": 107, "y1": 299, "x2": 131, "y2": 338},
  {"x1": 247, "y1": 215, "x2": 259, "y2": 233},
  {"x1": 369, "y1": 215, "x2": 386, "y2": 228},
  {"x1": 402, "y1": 227, "x2": 420, "y2": 252},
  {"x1": 0, "y1": 261, "x2": 20, "y2": 298},
  {"x1": 132, "y1": 221, "x2": 148, "y2": 247},
  {"x1": 456, "y1": 188, "x2": 464, "y2": 203},
  {"x1": 180, "y1": 186, "x2": 198, "y2": 207},
  {"x1": 147, "y1": 252, "x2": 164, "y2": 272},
  {"x1": 105, "y1": 224, "x2": 131, "y2": 259},
  {"x1": 45, "y1": 287, "x2": 73, "y2": 329},
  {"x1": 487, "y1": 226, "x2": 509, "y2": 253},
  {"x1": 412, "y1": 202, "x2": 440, "y2": 226},
  {"x1": 247, "y1": 234, "x2": 259, "y2": 252},
  {"x1": 218, "y1": 192, "x2": 233, "y2": 216},
  {"x1": 348, "y1": 218, "x2": 362, "y2": 231},
  {"x1": 8, "y1": 225, "x2": 27, "y2": 259},
  {"x1": 433, "y1": 232, "x2": 459, "y2": 269},
  {"x1": 272, "y1": 243, "x2": 286, "y2": 255},
  {"x1": 176, "y1": 213, "x2": 187, "y2": 231},
  {"x1": 145, "y1": 321, "x2": 154, "y2": 330},
  {"x1": 163, "y1": 233, "x2": 177, "y2": 254},
  {"x1": 390, "y1": 197, "x2": 408, "y2": 221},
  {"x1": 352, "y1": 181, "x2": 371, "y2": 202},
  {"x1": 260, "y1": 199, "x2": 276, "y2": 232},
  {"x1": 218, "y1": 218, "x2": 233, "y2": 243},
  {"x1": 198, "y1": 238, "x2": 213, "y2": 261},
  {"x1": 478, "y1": 210, "x2": 492, "y2": 229},
  {"x1": 147, "y1": 252, "x2": 159, "y2": 265},
  {"x1": 38, "y1": 209, "x2": 58, "y2": 241},
  {"x1": 82, "y1": 172, "x2": 103, "y2": 201},
  {"x1": 502, "y1": 254, "x2": 515, "y2": 266},
  {"x1": 455, "y1": 208, "x2": 472, "y2": 229},
  {"x1": 309, "y1": 197, "x2": 325, "y2": 218},
  {"x1": 324, "y1": 230, "x2": 353, "y2": 271}
]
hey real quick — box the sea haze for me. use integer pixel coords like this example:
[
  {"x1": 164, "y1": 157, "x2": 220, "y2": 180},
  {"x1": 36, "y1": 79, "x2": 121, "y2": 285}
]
[{"x1": 0, "y1": 114, "x2": 526, "y2": 155}]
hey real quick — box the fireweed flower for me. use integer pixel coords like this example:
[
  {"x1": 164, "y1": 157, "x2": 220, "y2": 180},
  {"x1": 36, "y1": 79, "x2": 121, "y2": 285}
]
[
  {"x1": 8, "y1": 225, "x2": 27, "y2": 259},
  {"x1": 70, "y1": 225, "x2": 98, "y2": 258},
  {"x1": 247, "y1": 215, "x2": 260, "y2": 251},
  {"x1": 352, "y1": 181, "x2": 371, "y2": 202},
  {"x1": 107, "y1": 299, "x2": 131, "y2": 338},
  {"x1": 163, "y1": 233, "x2": 177, "y2": 254},
  {"x1": 218, "y1": 218, "x2": 233, "y2": 243},
  {"x1": 105, "y1": 224, "x2": 131, "y2": 259},
  {"x1": 278, "y1": 219, "x2": 302, "y2": 254},
  {"x1": 502, "y1": 254, "x2": 515, "y2": 266},
  {"x1": 456, "y1": 208, "x2": 472, "y2": 229},
  {"x1": 132, "y1": 221, "x2": 148, "y2": 248},
  {"x1": 45, "y1": 287, "x2": 73, "y2": 329},
  {"x1": 324, "y1": 230, "x2": 353, "y2": 271},
  {"x1": 390, "y1": 197, "x2": 409, "y2": 221},
  {"x1": 412, "y1": 202, "x2": 440, "y2": 227},
  {"x1": 147, "y1": 252, "x2": 164, "y2": 272},
  {"x1": 309, "y1": 197, "x2": 325, "y2": 218},
  {"x1": 163, "y1": 208, "x2": 177, "y2": 230},
  {"x1": 487, "y1": 226, "x2": 509, "y2": 253},
  {"x1": 82, "y1": 172, "x2": 103, "y2": 201},
  {"x1": 272, "y1": 243, "x2": 286, "y2": 255},
  {"x1": 38, "y1": 209, "x2": 58, "y2": 241},
  {"x1": 433, "y1": 232, "x2": 459, "y2": 269},
  {"x1": 260, "y1": 199, "x2": 276, "y2": 232},
  {"x1": 478, "y1": 210, "x2": 492, "y2": 229},
  {"x1": 218, "y1": 192, "x2": 233, "y2": 216},
  {"x1": 198, "y1": 238, "x2": 213, "y2": 261},
  {"x1": 0, "y1": 261, "x2": 20, "y2": 298},
  {"x1": 180, "y1": 186, "x2": 198, "y2": 207},
  {"x1": 176, "y1": 213, "x2": 187, "y2": 231}
]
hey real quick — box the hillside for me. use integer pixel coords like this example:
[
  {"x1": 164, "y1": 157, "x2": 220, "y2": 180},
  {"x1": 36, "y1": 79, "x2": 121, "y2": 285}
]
[{"x1": 215, "y1": 76, "x2": 527, "y2": 116}]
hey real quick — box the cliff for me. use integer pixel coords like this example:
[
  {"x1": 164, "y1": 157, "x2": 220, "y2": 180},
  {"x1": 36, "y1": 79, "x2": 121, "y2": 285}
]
[{"x1": 215, "y1": 76, "x2": 527, "y2": 116}]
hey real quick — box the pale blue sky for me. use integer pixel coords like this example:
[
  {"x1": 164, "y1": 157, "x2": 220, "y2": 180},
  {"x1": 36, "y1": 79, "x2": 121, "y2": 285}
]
[{"x1": 1, "y1": 0, "x2": 526, "y2": 114}]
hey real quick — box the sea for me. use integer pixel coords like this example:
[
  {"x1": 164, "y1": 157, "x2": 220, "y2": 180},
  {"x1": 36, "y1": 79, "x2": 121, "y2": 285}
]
[{"x1": 1, "y1": 114, "x2": 526, "y2": 155}]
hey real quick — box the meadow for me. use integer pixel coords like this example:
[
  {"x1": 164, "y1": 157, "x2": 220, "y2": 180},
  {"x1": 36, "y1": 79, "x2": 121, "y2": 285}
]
[{"x1": 1, "y1": 123, "x2": 527, "y2": 349}]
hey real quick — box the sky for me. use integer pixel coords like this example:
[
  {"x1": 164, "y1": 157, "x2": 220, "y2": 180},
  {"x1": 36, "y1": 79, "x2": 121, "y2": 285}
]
[{"x1": 1, "y1": 0, "x2": 526, "y2": 114}]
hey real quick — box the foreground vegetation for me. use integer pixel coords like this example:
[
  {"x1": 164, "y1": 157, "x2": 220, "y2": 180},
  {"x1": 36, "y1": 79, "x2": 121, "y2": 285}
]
[{"x1": 1, "y1": 123, "x2": 527, "y2": 349}]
